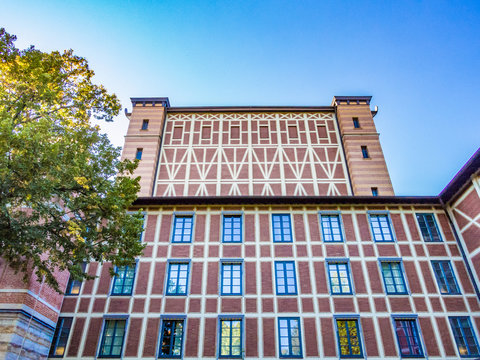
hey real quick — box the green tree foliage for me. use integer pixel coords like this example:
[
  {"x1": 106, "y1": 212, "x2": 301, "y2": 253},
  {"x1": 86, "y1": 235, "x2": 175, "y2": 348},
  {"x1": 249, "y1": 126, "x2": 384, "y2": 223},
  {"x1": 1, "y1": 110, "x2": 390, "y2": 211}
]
[{"x1": 0, "y1": 28, "x2": 144, "y2": 292}]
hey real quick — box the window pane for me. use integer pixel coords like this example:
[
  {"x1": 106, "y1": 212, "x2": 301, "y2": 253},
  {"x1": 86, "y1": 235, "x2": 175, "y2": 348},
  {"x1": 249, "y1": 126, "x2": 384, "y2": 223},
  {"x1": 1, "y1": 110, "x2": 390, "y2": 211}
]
[
  {"x1": 321, "y1": 214, "x2": 344, "y2": 242},
  {"x1": 172, "y1": 216, "x2": 193, "y2": 243},
  {"x1": 328, "y1": 262, "x2": 352, "y2": 294},
  {"x1": 99, "y1": 320, "x2": 126, "y2": 357},
  {"x1": 370, "y1": 214, "x2": 394, "y2": 242},
  {"x1": 272, "y1": 214, "x2": 293, "y2": 242},
  {"x1": 336, "y1": 319, "x2": 362, "y2": 357},
  {"x1": 166, "y1": 263, "x2": 189, "y2": 295}
]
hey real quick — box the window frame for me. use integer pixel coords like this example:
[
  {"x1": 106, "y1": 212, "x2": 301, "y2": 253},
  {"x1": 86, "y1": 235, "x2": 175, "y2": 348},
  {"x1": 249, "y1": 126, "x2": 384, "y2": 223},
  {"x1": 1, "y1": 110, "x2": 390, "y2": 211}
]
[
  {"x1": 171, "y1": 212, "x2": 195, "y2": 243},
  {"x1": 97, "y1": 316, "x2": 128, "y2": 358},
  {"x1": 449, "y1": 316, "x2": 480, "y2": 358},
  {"x1": 278, "y1": 317, "x2": 303, "y2": 358},
  {"x1": 431, "y1": 260, "x2": 461, "y2": 295},
  {"x1": 334, "y1": 315, "x2": 364, "y2": 358},
  {"x1": 157, "y1": 315, "x2": 186, "y2": 359},
  {"x1": 49, "y1": 317, "x2": 73, "y2": 358},
  {"x1": 391, "y1": 315, "x2": 425, "y2": 358},
  {"x1": 220, "y1": 260, "x2": 243, "y2": 296},
  {"x1": 65, "y1": 263, "x2": 87, "y2": 296},
  {"x1": 361, "y1": 146, "x2": 369, "y2": 159},
  {"x1": 165, "y1": 260, "x2": 191, "y2": 296},
  {"x1": 110, "y1": 263, "x2": 137, "y2": 296},
  {"x1": 274, "y1": 261, "x2": 298, "y2": 295},
  {"x1": 272, "y1": 213, "x2": 294, "y2": 243},
  {"x1": 319, "y1": 211, "x2": 345, "y2": 243},
  {"x1": 379, "y1": 259, "x2": 409, "y2": 295},
  {"x1": 326, "y1": 259, "x2": 354, "y2": 295},
  {"x1": 368, "y1": 211, "x2": 396, "y2": 242},
  {"x1": 222, "y1": 212, "x2": 243, "y2": 243},
  {"x1": 416, "y1": 213, "x2": 443, "y2": 242},
  {"x1": 135, "y1": 148, "x2": 143, "y2": 160},
  {"x1": 218, "y1": 315, "x2": 244, "y2": 359}
]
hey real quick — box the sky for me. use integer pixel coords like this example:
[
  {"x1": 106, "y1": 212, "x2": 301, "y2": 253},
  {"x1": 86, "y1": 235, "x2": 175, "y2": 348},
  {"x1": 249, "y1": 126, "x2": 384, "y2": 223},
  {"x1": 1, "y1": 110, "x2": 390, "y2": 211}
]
[{"x1": 2, "y1": 0, "x2": 479, "y2": 196}]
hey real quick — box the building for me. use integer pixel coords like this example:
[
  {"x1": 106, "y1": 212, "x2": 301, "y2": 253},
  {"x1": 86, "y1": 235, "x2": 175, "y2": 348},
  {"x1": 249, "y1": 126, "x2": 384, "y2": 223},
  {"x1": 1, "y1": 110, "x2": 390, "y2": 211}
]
[{"x1": 1, "y1": 96, "x2": 480, "y2": 359}]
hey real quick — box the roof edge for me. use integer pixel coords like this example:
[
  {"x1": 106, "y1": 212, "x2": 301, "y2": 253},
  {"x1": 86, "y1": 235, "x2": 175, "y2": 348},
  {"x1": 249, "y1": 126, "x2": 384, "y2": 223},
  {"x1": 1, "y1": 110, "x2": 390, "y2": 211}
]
[
  {"x1": 132, "y1": 195, "x2": 441, "y2": 206},
  {"x1": 167, "y1": 106, "x2": 335, "y2": 113},
  {"x1": 440, "y1": 147, "x2": 480, "y2": 203}
]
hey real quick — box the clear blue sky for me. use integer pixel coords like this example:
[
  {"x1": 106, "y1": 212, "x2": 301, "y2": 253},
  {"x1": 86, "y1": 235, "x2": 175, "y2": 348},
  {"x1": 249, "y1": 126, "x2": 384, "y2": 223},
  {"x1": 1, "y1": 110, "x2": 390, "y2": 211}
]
[{"x1": 2, "y1": 0, "x2": 479, "y2": 195}]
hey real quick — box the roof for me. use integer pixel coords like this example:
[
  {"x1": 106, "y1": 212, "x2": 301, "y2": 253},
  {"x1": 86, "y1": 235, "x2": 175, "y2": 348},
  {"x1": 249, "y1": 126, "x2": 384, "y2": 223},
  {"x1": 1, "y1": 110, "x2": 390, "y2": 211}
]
[{"x1": 440, "y1": 147, "x2": 480, "y2": 204}]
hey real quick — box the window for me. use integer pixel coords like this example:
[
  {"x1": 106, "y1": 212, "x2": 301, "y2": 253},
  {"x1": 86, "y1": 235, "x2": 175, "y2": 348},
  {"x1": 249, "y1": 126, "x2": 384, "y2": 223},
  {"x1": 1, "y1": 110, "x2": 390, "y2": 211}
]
[
  {"x1": 380, "y1": 261, "x2": 408, "y2": 295},
  {"x1": 432, "y1": 261, "x2": 460, "y2": 295},
  {"x1": 278, "y1": 317, "x2": 302, "y2": 358},
  {"x1": 158, "y1": 318, "x2": 184, "y2": 358},
  {"x1": 371, "y1": 187, "x2": 378, "y2": 196},
  {"x1": 111, "y1": 265, "x2": 136, "y2": 295},
  {"x1": 320, "y1": 214, "x2": 343, "y2": 242},
  {"x1": 369, "y1": 213, "x2": 395, "y2": 242},
  {"x1": 141, "y1": 119, "x2": 149, "y2": 130},
  {"x1": 393, "y1": 318, "x2": 424, "y2": 357},
  {"x1": 221, "y1": 262, "x2": 242, "y2": 295},
  {"x1": 353, "y1": 117, "x2": 360, "y2": 128},
  {"x1": 98, "y1": 319, "x2": 126, "y2": 358},
  {"x1": 336, "y1": 318, "x2": 363, "y2": 358},
  {"x1": 275, "y1": 261, "x2": 297, "y2": 295},
  {"x1": 327, "y1": 261, "x2": 353, "y2": 295},
  {"x1": 166, "y1": 263, "x2": 189, "y2": 295},
  {"x1": 272, "y1": 214, "x2": 293, "y2": 242},
  {"x1": 49, "y1": 317, "x2": 73, "y2": 357},
  {"x1": 65, "y1": 263, "x2": 86, "y2": 295},
  {"x1": 449, "y1": 317, "x2": 480, "y2": 357},
  {"x1": 219, "y1": 318, "x2": 243, "y2": 358},
  {"x1": 135, "y1": 148, "x2": 143, "y2": 160},
  {"x1": 172, "y1": 215, "x2": 194, "y2": 243},
  {"x1": 361, "y1": 146, "x2": 369, "y2": 158},
  {"x1": 222, "y1": 214, "x2": 242, "y2": 243},
  {"x1": 416, "y1": 213, "x2": 442, "y2": 242}
]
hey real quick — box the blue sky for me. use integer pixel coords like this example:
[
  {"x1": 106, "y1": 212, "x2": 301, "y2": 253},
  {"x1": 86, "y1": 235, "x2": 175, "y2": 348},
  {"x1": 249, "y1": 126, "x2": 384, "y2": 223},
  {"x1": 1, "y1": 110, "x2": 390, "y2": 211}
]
[{"x1": 2, "y1": 0, "x2": 479, "y2": 195}]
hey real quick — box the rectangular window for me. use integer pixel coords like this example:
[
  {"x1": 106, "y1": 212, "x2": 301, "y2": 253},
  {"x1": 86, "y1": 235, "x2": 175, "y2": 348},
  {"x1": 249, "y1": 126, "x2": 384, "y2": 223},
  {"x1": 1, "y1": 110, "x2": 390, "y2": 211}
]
[
  {"x1": 320, "y1": 214, "x2": 343, "y2": 242},
  {"x1": 449, "y1": 317, "x2": 480, "y2": 357},
  {"x1": 272, "y1": 214, "x2": 293, "y2": 242},
  {"x1": 336, "y1": 318, "x2": 363, "y2": 358},
  {"x1": 172, "y1": 215, "x2": 194, "y2": 243},
  {"x1": 416, "y1": 213, "x2": 442, "y2": 242},
  {"x1": 327, "y1": 261, "x2": 353, "y2": 295},
  {"x1": 432, "y1": 261, "x2": 460, "y2": 294},
  {"x1": 166, "y1": 263, "x2": 189, "y2": 295},
  {"x1": 111, "y1": 265, "x2": 136, "y2": 295},
  {"x1": 49, "y1": 317, "x2": 73, "y2": 357},
  {"x1": 369, "y1": 213, "x2": 395, "y2": 242},
  {"x1": 141, "y1": 119, "x2": 149, "y2": 130},
  {"x1": 135, "y1": 148, "x2": 143, "y2": 160},
  {"x1": 219, "y1": 318, "x2": 242, "y2": 358},
  {"x1": 65, "y1": 263, "x2": 86, "y2": 295},
  {"x1": 221, "y1": 262, "x2": 242, "y2": 295},
  {"x1": 98, "y1": 319, "x2": 126, "y2": 358},
  {"x1": 278, "y1": 317, "x2": 302, "y2": 358},
  {"x1": 361, "y1": 146, "x2": 369, "y2": 158},
  {"x1": 371, "y1": 187, "x2": 378, "y2": 196},
  {"x1": 380, "y1": 261, "x2": 408, "y2": 295},
  {"x1": 275, "y1": 261, "x2": 297, "y2": 295},
  {"x1": 158, "y1": 319, "x2": 184, "y2": 358},
  {"x1": 393, "y1": 318, "x2": 424, "y2": 357},
  {"x1": 353, "y1": 117, "x2": 360, "y2": 128},
  {"x1": 222, "y1": 214, "x2": 242, "y2": 243}
]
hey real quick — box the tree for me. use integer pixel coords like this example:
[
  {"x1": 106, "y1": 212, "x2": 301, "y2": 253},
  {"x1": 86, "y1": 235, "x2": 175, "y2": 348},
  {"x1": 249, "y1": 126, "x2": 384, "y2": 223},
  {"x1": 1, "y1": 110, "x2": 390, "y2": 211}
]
[{"x1": 0, "y1": 28, "x2": 144, "y2": 292}]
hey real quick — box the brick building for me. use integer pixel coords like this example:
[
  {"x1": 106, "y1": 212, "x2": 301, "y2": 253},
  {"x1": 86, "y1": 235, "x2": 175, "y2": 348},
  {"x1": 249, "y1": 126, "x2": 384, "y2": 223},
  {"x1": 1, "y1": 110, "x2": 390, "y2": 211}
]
[{"x1": 1, "y1": 96, "x2": 480, "y2": 359}]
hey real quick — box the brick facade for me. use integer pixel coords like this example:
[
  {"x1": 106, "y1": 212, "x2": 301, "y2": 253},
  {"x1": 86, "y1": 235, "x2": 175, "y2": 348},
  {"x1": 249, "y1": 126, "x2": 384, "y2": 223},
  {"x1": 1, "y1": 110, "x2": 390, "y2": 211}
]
[{"x1": 3, "y1": 96, "x2": 480, "y2": 359}]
